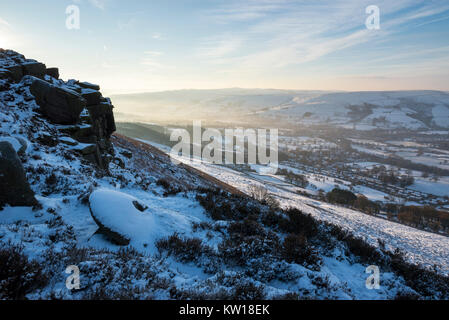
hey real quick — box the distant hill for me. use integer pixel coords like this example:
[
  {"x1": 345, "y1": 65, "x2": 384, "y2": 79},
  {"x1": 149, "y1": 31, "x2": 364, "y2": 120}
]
[{"x1": 112, "y1": 89, "x2": 449, "y2": 130}]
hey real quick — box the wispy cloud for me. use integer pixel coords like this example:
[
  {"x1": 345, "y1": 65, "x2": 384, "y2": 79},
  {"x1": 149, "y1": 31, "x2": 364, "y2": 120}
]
[
  {"x1": 151, "y1": 33, "x2": 163, "y2": 40},
  {"x1": 0, "y1": 17, "x2": 10, "y2": 28},
  {"x1": 196, "y1": 36, "x2": 243, "y2": 59},
  {"x1": 144, "y1": 51, "x2": 163, "y2": 56},
  {"x1": 141, "y1": 51, "x2": 173, "y2": 70},
  {"x1": 196, "y1": 0, "x2": 449, "y2": 75},
  {"x1": 88, "y1": 0, "x2": 107, "y2": 10},
  {"x1": 416, "y1": 15, "x2": 449, "y2": 27},
  {"x1": 117, "y1": 17, "x2": 137, "y2": 31},
  {"x1": 206, "y1": 0, "x2": 293, "y2": 22}
]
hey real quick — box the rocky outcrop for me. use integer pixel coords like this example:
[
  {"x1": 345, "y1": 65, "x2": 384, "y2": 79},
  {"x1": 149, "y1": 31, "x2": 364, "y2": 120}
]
[
  {"x1": 22, "y1": 61, "x2": 46, "y2": 79},
  {"x1": 58, "y1": 82, "x2": 117, "y2": 168},
  {"x1": 0, "y1": 141, "x2": 37, "y2": 208},
  {"x1": 45, "y1": 67, "x2": 59, "y2": 79},
  {"x1": 3, "y1": 65, "x2": 23, "y2": 82},
  {"x1": 1, "y1": 49, "x2": 117, "y2": 169},
  {"x1": 30, "y1": 77, "x2": 86, "y2": 125},
  {"x1": 88, "y1": 100, "x2": 116, "y2": 144},
  {"x1": 72, "y1": 142, "x2": 104, "y2": 168},
  {"x1": 0, "y1": 50, "x2": 52, "y2": 82},
  {"x1": 81, "y1": 89, "x2": 102, "y2": 106},
  {"x1": 79, "y1": 81, "x2": 100, "y2": 91},
  {"x1": 28, "y1": 78, "x2": 116, "y2": 168}
]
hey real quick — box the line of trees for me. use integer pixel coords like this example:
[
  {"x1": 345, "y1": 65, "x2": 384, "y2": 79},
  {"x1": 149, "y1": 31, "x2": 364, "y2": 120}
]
[
  {"x1": 278, "y1": 168, "x2": 309, "y2": 188},
  {"x1": 325, "y1": 188, "x2": 449, "y2": 235},
  {"x1": 397, "y1": 206, "x2": 449, "y2": 234}
]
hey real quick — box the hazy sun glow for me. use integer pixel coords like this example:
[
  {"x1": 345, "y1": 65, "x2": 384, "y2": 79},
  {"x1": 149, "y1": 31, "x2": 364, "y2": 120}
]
[{"x1": 0, "y1": 33, "x2": 11, "y2": 49}]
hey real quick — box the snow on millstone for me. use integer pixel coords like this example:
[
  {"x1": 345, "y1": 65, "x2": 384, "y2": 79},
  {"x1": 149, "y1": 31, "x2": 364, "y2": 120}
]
[
  {"x1": 89, "y1": 189, "x2": 201, "y2": 251},
  {"x1": 89, "y1": 189, "x2": 146, "y2": 245}
]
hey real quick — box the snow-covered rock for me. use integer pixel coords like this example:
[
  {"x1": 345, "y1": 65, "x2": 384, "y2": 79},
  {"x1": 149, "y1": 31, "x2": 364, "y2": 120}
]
[
  {"x1": 0, "y1": 141, "x2": 37, "y2": 208},
  {"x1": 0, "y1": 136, "x2": 27, "y2": 155},
  {"x1": 89, "y1": 189, "x2": 206, "y2": 250},
  {"x1": 89, "y1": 189, "x2": 148, "y2": 245},
  {"x1": 30, "y1": 77, "x2": 86, "y2": 125}
]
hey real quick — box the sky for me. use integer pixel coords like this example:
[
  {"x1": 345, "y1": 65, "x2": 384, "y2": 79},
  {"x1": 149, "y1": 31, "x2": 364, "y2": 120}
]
[{"x1": 1, "y1": 0, "x2": 449, "y2": 94}]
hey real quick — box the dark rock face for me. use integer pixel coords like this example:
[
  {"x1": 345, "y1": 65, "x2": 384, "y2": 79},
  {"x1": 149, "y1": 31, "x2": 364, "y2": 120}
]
[
  {"x1": 0, "y1": 142, "x2": 37, "y2": 208},
  {"x1": 79, "y1": 81, "x2": 100, "y2": 91},
  {"x1": 88, "y1": 101, "x2": 117, "y2": 139},
  {"x1": 45, "y1": 67, "x2": 59, "y2": 79},
  {"x1": 54, "y1": 82, "x2": 116, "y2": 168},
  {"x1": 4, "y1": 65, "x2": 23, "y2": 82},
  {"x1": 61, "y1": 125, "x2": 96, "y2": 144},
  {"x1": 0, "y1": 50, "x2": 49, "y2": 82},
  {"x1": 0, "y1": 69, "x2": 11, "y2": 80},
  {"x1": 30, "y1": 77, "x2": 86, "y2": 125},
  {"x1": 22, "y1": 61, "x2": 46, "y2": 78},
  {"x1": 15, "y1": 137, "x2": 28, "y2": 155},
  {"x1": 61, "y1": 80, "x2": 117, "y2": 168},
  {"x1": 81, "y1": 89, "x2": 102, "y2": 106}
]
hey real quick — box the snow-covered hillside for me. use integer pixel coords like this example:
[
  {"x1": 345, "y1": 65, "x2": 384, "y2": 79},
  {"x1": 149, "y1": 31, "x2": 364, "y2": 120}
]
[
  {"x1": 169, "y1": 156, "x2": 449, "y2": 275},
  {"x1": 1, "y1": 50, "x2": 449, "y2": 300}
]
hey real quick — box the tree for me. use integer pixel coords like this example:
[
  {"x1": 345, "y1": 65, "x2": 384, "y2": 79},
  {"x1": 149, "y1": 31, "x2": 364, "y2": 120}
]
[
  {"x1": 326, "y1": 188, "x2": 357, "y2": 206},
  {"x1": 248, "y1": 185, "x2": 279, "y2": 209},
  {"x1": 354, "y1": 195, "x2": 380, "y2": 215}
]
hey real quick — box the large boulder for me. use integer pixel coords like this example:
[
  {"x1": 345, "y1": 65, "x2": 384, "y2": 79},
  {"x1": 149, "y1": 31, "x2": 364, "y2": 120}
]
[
  {"x1": 0, "y1": 136, "x2": 27, "y2": 155},
  {"x1": 22, "y1": 61, "x2": 46, "y2": 78},
  {"x1": 81, "y1": 89, "x2": 102, "y2": 106},
  {"x1": 87, "y1": 101, "x2": 116, "y2": 139},
  {"x1": 79, "y1": 81, "x2": 100, "y2": 91},
  {"x1": 30, "y1": 77, "x2": 86, "y2": 124},
  {"x1": 88, "y1": 189, "x2": 195, "y2": 249},
  {"x1": 45, "y1": 67, "x2": 59, "y2": 79},
  {"x1": 0, "y1": 68, "x2": 12, "y2": 80},
  {"x1": 70, "y1": 142, "x2": 104, "y2": 168},
  {"x1": 0, "y1": 142, "x2": 37, "y2": 208},
  {"x1": 89, "y1": 189, "x2": 140, "y2": 245},
  {"x1": 67, "y1": 125, "x2": 97, "y2": 144},
  {"x1": 4, "y1": 65, "x2": 23, "y2": 82}
]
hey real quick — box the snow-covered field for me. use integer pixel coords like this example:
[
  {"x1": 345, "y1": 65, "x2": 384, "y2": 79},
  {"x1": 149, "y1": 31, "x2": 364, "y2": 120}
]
[
  {"x1": 411, "y1": 177, "x2": 449, "y2": 197},
  {"x1": 169, "y1": 153, "x2": 449, "y2": 275}
]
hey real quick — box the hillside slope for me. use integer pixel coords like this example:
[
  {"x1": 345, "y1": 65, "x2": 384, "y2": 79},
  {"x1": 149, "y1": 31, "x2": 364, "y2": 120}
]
[{"x1": 170, "y1": 157, "x2": 449, "y2": 274}]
